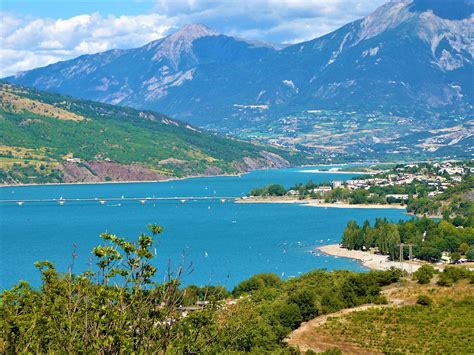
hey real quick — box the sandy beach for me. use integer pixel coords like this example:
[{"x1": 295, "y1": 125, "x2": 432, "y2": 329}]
[
  {"x1": 237, "y1": 197, "x2": 406, "y2": 210},
  {"x1": 317, "y1": 244, "x2": 423, "y2": 273}
]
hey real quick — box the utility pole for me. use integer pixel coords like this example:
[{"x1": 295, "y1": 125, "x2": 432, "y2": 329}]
[
  {"x1": 406, "y1": 244, "x2": 414, "y2": 274},
  {"x1": 398, "y1": 243, "x2": 415, "y2": 274},
  {"x1": 399, "y1": 243, "x2": 404, "y2": 271}
]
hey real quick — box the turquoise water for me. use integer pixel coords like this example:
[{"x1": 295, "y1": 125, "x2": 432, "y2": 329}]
[{"x1": 0, "y1": 167, "x2": 410, "y2": 290}]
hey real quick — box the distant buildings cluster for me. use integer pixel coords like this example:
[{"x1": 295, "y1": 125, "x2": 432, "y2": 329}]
[{"x1": 287, "y1": 160, "x2": 471, "y2": 198}]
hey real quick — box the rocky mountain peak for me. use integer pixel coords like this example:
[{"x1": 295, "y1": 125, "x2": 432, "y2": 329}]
[
  {"x1": 358, "y1": 0, "x2": 414, "y2": 41},
  {"x1": 169, "y1": 24, "x2": 220, "y2": 41},
  {"x1": 149, "y1": 24, "x2": 219, "y2": 69},
  {"x1": 359, "y1": 0, "x2": 473, "y2": 42}
]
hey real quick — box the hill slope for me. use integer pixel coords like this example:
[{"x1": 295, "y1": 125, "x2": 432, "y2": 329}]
[{"x1": 0, "y1": 83, "x2": 307, "y2": 184}]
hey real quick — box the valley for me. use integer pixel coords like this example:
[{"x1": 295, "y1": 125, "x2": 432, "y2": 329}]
[{"x1": 226, "y1": 109, "x2": 474, "y2": 160}]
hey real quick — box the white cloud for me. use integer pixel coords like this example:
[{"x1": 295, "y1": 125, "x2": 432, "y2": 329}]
[
  {"x1": 152, "y1": 0, "x2": 387, "y2": 44},
  {"x1": 0, "y1": 0, "x2": 387, "y2": 77},
  {"x1": 0, "y1": 12, "x2": 174, "y2": 77}
]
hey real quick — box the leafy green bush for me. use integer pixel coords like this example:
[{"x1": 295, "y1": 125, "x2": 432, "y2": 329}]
[
  {"x1": 232, "y1": 273, "x2": 281, "y2": 296},
  {"x1": 416, "y1": 295, "x2": 432, "y2": 306},
  {"x1": 437, "y1": 267, "x2": 472, "y2": 287},
  {"x1": 466, "y1": 248, "x2": 474, "y2": 261},
  {"x1": 413, "y1": 265, "x2": 435, "y2": 284}
]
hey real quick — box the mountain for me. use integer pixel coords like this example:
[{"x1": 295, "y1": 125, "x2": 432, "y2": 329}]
[
  {"x1": 4, "y1": 0, "x2": 473, "y2": 159},
  {"x1": 0, "y1": 83, "x2": 308, "y2": 185},
  {"x1": 6, "y1": 24, "x2": 276, "y2": 110}
]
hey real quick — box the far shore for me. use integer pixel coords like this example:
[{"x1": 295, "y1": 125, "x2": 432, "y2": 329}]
[
  {"x1": 236, "y1": 197, "x2": 406, "y2": 210},
  {"x1": 0, "y1": 171, "x2": 248, "y2": 189},
  {"x1": 300, "y1": 169, "x2": 374, "y2": 174},
  {"x1": 317, "y1": 244, "x2": 424, "y2": 273}
]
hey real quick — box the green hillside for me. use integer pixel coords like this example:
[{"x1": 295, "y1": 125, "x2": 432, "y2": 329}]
[{"x1": 0, "y1": 83, "x2": 309, "y2": 184}]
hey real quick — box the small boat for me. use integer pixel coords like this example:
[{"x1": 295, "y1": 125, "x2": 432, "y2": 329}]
[
  {"x1": 140, "y1": 200, "x2": 146, "y2": 204},
  {"x1": 17, "y1": 201, "x2": 24, "y2": 206},
  {"x1": 99, "y1": 200, "x2": 106, "y2": 205},
  {"x1": 220, "y1": 199, "x2": 226, "y2": 203},
  {"x1": 180, "y1": 199, "x2": 186, "y2": 203},
  {"x1": 58, "y1": 200, "x2": 65, "y2": 205}
]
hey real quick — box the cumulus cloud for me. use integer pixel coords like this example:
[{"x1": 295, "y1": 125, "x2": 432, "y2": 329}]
[
  {"x1": 0, "y1": 12, "x2": 174, "y2": 77},
  {"x1": 1, "y1": 0, "x2": 387, "y2": 77},
  {"x1": 154, "y1": 0, "x2": 387, "y2": 42}
]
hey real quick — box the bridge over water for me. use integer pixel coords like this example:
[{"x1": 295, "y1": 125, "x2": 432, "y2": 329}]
[{"x1": 0, "y1": 196, "x2": 238, "y2": 206}]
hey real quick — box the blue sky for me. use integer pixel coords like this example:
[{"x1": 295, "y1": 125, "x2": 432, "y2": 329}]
[
  {"x1": 1, "y1": 0, "x2": 153, "y2": 18},
  {"x1": 1, "y1": 0, "x2": 387, "y2": 76}
]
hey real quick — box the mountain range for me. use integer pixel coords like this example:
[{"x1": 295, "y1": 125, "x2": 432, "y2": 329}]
[
  {"x1": 4, "y1": 0, "x2": 474, "y2": 159},
  {"x1": 0, "y1": 83, "x2": 307, "y2": 184}
]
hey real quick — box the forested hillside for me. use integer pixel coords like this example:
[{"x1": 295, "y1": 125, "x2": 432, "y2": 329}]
[{"x1": 0, "y1": 83, "x2": 309, "y2": 184}]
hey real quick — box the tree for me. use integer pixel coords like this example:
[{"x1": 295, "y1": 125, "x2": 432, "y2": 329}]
[
  {"x1": 267, "y1": 184, "x2": 286, "y2": 196},
  {"x1": 413, "y1": 265, "x2": 435, "y2": 284},
  {"x1": 466, "y1": 248, "x2": 474, "y2": 261},
  {"x1": 350, "y1": 189, "x2": 369, "y2": 204},
  {"x1": 288, "y1": 289, "x2": 318, "y2": 321},
  {"x1": 417, "y1": 246, "x2": 442, "y2": 262},
  {"x1": 376, "y1": 224, "x2": 400, "y2": 258},
  {"x1": 232, "y1": 273, "x2": 280, "y2": 296},
  {"x1": 450, "y1": 252, "x2": 461, "y2": 264},
  {"x1": 341, "y1": 221, "x2": 360, "y2": 250},
  {"x1": 362, "y1": 220, "x2": 376, "y2": 249},
  {"x1": 459, "y1": 242, "x2": 469, "y2": 255}
]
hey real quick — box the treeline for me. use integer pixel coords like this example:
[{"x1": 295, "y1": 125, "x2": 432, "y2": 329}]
[
  {"x1": 248, "y1": 181, "x2": 396, "y2": 205},
  {"x1": 341, "y1": 217, "x2": 474, "y2": 262},
  {"x1": 1, "y1": 225, "x2": 403, "y2": 353}
]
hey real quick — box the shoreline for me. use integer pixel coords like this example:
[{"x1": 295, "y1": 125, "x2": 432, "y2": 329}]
[
  {"x1": 316, "y1": 244, "x2": 423, "y2": 273},
  {"x1": 0, "y1": 160, "x2": 430, "y2": 188},
  {"x1": 236, "y1": 197, "x2": 406, "y2": 210}
]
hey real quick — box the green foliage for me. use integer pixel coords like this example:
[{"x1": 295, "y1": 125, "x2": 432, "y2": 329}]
[
  {"x1": 466, "y1": 248, "x2": 474, "y2": 261},
  {"x1": 413, "y1": 265, "x2": 435, "y2": 284},
  {"x1": 416, "y1": 294, "x2": 433, "y2": 306},
  {"x1": 437, "y1": 267, "x2": 473, "y2": 287},
  {"x1": 233, "y1": 273, "x2": 281, "y2": 296},
  {"x1": 341, "y1": 217, "x2": 474, "y2": 263},
  {"x1": 249, "y1": 184, "x2": 287, "y2": 197}
]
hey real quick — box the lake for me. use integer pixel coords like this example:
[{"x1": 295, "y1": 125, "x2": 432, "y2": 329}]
[{"x1": 0, "y1": 166, "x2": 411, "y2": 290}]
